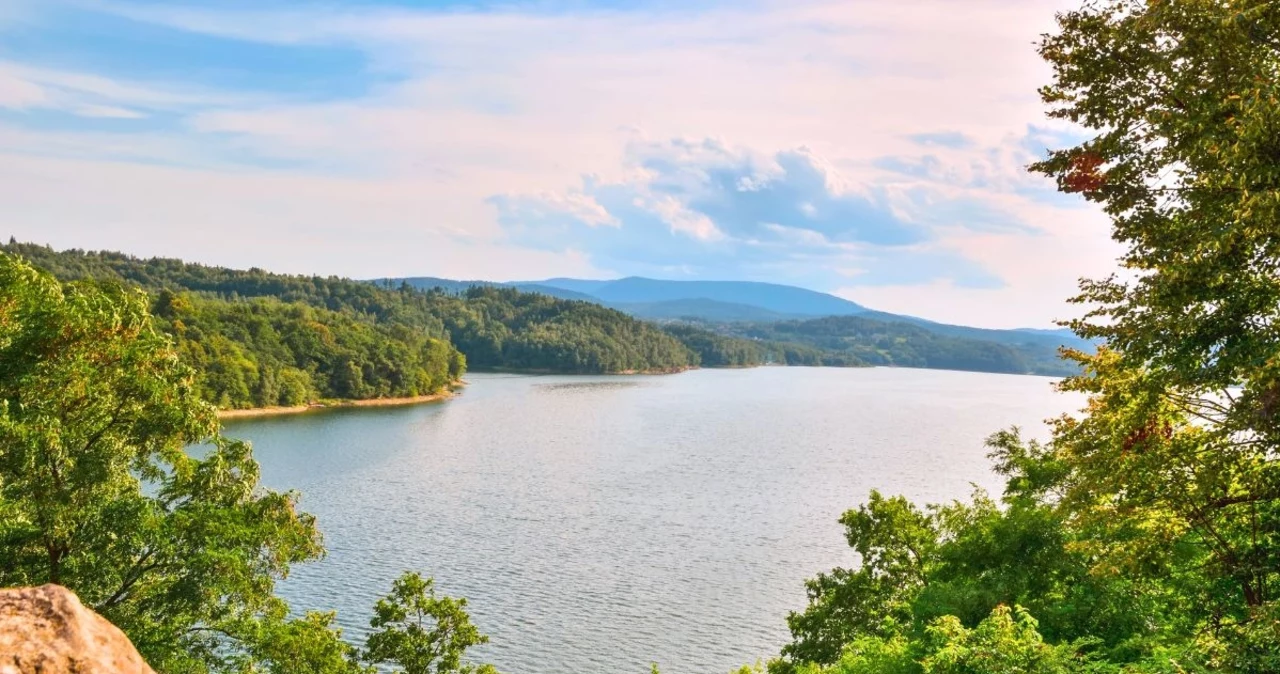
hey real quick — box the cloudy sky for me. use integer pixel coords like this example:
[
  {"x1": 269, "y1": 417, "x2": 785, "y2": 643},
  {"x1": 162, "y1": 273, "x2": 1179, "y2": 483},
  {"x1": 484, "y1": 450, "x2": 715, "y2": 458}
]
[{"x1": 0, "y1": 0, "x2": 1119, "y2": 328}]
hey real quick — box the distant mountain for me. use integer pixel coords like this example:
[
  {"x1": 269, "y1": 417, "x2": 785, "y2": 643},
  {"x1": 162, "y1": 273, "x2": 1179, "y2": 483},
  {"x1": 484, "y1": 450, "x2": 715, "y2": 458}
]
[
  {"x1": 533, "y1": 278, "x2": 615, "y2": 295},
  {"x1": 611, "y1": 298, "x2": 802, "y2": 323},
  {"x1": 385, "y1": 275, "x2": 867, "y2": 319},
  {"x1": 376, "y1": 273, "x2": 1090, "y2": 376},
  {"x1": 1014, "y1": 327, "x2": 1081, "y2": 338},
  {"x1": 856, "y1": 311, "x2": 1093, "y2": 351},
  {"x1": 382, "y1": 275, "x2": 1087, "y2": 347},
  {"x1": 531, "y1": 277, "x2": 868, "y2": 316}
]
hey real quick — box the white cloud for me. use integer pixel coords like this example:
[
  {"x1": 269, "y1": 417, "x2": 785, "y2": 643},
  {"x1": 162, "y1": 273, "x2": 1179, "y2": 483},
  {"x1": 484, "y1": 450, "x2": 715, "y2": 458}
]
[
  {"x1": 0, "y1": 151, "x2": 609, "y2": 280},
  {"x1": 73, "y1": 104, "x2": 148, "y2": 119},
  {"x1": 0, "y1": 70, "x2": 49, "y2": 109},
  {"x1": 103, "y1": 0, "x2": 1081, "y2": 183},
  {"x1": 837, "y1": 202, "x2": 1121, "y2": 328},
  {"x1": 0, "y1": 0, "x2": 1115, "y2": 327},
  {"x1": 0, "y1": 60, "x2": 249, "y2": 118},
  {"x1": 645, "y1": 194, "x2": 723, "y2": 242},
  {"x1": 501, "y1": 191, "x2": 620, "y2": 228}
]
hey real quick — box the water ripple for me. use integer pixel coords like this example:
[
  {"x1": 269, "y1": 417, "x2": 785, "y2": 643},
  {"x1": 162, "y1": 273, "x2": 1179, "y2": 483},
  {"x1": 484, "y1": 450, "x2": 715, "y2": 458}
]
[{"x1": 230, "y1": 368, "x2": 1077, "y2": 674}]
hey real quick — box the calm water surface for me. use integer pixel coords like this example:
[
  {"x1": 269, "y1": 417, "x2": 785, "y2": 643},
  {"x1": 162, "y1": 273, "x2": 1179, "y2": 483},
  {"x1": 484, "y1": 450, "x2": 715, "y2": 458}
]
[{"x1": 225, "y1": 367, "x2": 1080, "y2": 674}]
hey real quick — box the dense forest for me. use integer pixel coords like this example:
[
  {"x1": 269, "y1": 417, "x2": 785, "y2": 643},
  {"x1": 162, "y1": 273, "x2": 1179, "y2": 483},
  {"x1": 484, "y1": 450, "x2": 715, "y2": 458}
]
[
  {"x1": 393, "y1": 275, "x2": 1085, "y2": 375},
  {"x1": 154, "y1": 291, "x2": 464, "y2": 409},
  {"x1": 5, "y1": 242, "x2": 1081, "y2": 396},
  {"x1": 685, "y1": 315, "x2": 1072, "y2": 375},
  {"x1": 0, "y1": 243, "x2": 726, "y2": 407},
  {"x1": 743, "y1": 316, "x2": 1037, "y2": 374},
  {"x1": 661, "y1": 324, "x2": 782, "y2": 368},
  {"x1": 427, "y1": 286, "x2": 696, "y2": 374}
]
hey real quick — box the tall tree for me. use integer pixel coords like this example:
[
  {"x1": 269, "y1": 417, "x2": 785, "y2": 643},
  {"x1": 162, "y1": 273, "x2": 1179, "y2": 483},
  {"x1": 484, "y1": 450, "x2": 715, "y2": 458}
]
[
  {"x1": 1032, "y1": 0, "x2": 1280, "y2": 622},
  {"x1": 0, "y1": 253, "x2": 338, "y2": 672},
  {"x1": 774, "y1": 3, "x2": 1280, "y2": 672},
  {"x1": 364, "y1": 572, "x2": 499, "y2": 674}
]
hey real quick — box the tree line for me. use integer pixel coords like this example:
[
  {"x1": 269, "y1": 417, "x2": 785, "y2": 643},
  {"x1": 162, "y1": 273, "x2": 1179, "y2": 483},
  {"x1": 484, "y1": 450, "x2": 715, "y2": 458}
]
[
  {"x1": 1, "y1": 243, "x2": 762, "y2": 407},
  {"x1": 669, "y1": 315, "x2": 1076, "y2": 375},
  {"x1": 5, "y1": 243, "x2": 1092, "y2": 397}
]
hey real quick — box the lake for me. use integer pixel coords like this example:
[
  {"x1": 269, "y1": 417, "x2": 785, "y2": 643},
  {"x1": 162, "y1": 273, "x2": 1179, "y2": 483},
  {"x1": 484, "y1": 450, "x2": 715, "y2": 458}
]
[{"x1": 224, "y1": 367, "x2": 1080, "y2": 674}]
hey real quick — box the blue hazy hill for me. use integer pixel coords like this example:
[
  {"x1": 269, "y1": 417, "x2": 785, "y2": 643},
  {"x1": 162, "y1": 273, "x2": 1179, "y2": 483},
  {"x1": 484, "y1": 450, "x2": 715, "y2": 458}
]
[
  {"x1": 532, "y1": 277, "x2": 868, "y2": 316},
  {"x1": 375, "y1": 275, "x2": 1090, "y2": 369}
]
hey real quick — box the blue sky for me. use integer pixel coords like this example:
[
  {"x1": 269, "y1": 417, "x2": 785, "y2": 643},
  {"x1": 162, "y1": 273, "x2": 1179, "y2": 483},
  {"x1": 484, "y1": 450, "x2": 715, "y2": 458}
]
[{"x1": 0, "y1": 0, "x2": 1116, "y2": 328}]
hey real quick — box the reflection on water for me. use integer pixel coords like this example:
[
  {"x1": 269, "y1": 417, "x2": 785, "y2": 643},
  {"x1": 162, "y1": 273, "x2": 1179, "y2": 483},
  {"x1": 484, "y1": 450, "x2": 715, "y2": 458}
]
[
  {"x1": 228, "y1": 368, "x2": 1077, "y2": 674},
  {"x1": 534, "y1": 380, "x2": 648, "y2": 393}
]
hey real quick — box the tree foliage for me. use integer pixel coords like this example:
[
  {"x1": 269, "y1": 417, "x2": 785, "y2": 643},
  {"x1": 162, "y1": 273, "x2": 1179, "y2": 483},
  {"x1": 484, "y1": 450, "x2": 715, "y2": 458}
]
[
  {"x1": 660, "y1": 324, "x2": 773, "y2": 367},
  {"x1": 0, "y1": 254, "x2": 496, "y2": 673},
  {"x1": 0, "y1": 253, "x2": 327, "y2": 671},
  {"x1": 156, "y1": 291, "x2": 462, "y2": 409},
  {"x1": 773, "y1": 2, "x2": 1280, "y2": 673},
  {"x1": 776, "y1": 461, "x2": 1152, "y2": 673},
  {"x1": 1031, "y1": 0, "x2": 1280, "y2": 616},
  {"x1": 439, "y1": 286, "x2": 695, "y2": 374},
  {"x1": 364, "y1": 572, "x2": 498, "y2": 674}
]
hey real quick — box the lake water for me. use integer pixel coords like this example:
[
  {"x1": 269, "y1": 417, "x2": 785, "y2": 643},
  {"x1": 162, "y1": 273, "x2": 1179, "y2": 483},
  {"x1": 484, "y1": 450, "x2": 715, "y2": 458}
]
[{"x1": 225, "y1": 367, "x2": 1080, "y2": 674}]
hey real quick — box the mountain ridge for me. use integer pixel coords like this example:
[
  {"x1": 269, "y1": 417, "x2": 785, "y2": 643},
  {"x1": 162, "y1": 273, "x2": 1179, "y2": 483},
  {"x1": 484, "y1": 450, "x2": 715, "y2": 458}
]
[
  {"x1": 386, "y1": 275, "x2": 1082, "y2": 340},
  {"x1": 382, "y1": 274, "x2": 1091, "y2": 372},
  {"x1": 5, "y1": 243, "x2": 1084, "y2": 378},
  {"x1": 529, "y1": 276, "x2": 869, "y2": 316}
]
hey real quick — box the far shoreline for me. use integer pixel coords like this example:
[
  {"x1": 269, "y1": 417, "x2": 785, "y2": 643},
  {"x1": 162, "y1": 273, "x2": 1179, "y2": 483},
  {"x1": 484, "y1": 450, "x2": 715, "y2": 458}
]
[
  {"x1": 218, "y1": 363, "x2": 1063, "y2": 422},
  {"x1": 218, "y1": 384, "x2": 464, "y2": 421}
]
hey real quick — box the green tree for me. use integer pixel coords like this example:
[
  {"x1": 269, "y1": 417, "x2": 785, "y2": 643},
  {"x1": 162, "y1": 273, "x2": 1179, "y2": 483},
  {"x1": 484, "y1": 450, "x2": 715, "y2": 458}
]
[
  {"x1": 779, "y1": 3, "x2": 1280, "y2": 673},
  {"x1": 782, "y1": 493, "x2": 937, "y2": 666},
  {"x1": 919, "y1": 606, "x2": 1085, "y2": 674},
  {"x1": 789, "y1": 607, "x2": 1089, "y2": 674},
  {"x1": 1029, "y1": 0, "x2": 1280, "y2": 655},
  {"x1": 231, "y1": 604, "x2": 371, "y2": 674},
  {"x1": 364, "y1": 572, "x2": 499, "y2": 674},
  {"x1": 776, "y1": 478, "x2": 1150, "y2": 672},
  {"x1": 0, "y1": 253, "x2": 343, "y2": 672}
]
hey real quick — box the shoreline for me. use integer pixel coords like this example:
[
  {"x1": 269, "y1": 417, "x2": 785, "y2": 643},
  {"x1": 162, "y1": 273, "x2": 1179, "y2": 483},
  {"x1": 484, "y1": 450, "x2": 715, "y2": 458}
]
[
  {"x1": 468, "y1": 366, "x2": 696, "y2": 376},
  {"x1": 218, "y1": 385, "x2": 463, "y2": 421},
  {"x1": 218, "y1": 364, "x2": 1060, "y2": 421}
]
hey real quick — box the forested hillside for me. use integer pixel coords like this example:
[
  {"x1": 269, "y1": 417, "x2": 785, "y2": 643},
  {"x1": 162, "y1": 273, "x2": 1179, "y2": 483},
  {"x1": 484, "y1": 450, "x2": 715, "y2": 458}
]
[
  {"x1": 391, "y1": 274, "x2": 1085, "y2": 374},
  {"x1": 154, "y1": 291, "x2": 464, "y2": 408},
  {"x1": 436, "y1": 286, "x2": 696, "y2": 373},
  {"x1": 703, "y1": 315, "x2": 1074, "y2": 375},
  {"x1": 380, "y1": 276, "x2": 599, "y2": 302},
  {"x1": 0, "y1": 244, "x2": 721, "y2": 406},
  {"x1": 5, "y1": 243, "x2": 1079, "y2": 384}
]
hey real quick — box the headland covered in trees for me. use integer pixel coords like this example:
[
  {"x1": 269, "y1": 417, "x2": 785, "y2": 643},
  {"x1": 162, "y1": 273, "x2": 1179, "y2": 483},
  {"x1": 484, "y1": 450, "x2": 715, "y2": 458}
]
[
  {"x1": 2, "y1": 242, "x2": 710, "y2": 410},
  {"x1": 1, "y1": 241, "x2": 1080, "y2": 415}
]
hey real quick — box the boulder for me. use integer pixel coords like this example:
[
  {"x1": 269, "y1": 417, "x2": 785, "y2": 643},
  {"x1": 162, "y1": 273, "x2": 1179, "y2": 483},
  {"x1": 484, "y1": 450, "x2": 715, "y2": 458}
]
[{"x1": 0, "y1": 584, "x2": 154, "y2": 674}]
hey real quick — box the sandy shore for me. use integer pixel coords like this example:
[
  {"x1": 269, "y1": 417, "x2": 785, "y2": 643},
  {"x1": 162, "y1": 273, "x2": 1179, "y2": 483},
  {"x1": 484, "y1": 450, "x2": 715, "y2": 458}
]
[{"x1": 218, "y1": 388, "x2": 459, "y2": 421}]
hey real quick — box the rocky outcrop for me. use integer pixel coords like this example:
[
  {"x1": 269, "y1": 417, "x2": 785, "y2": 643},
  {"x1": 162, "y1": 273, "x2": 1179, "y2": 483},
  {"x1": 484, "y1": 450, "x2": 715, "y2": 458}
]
[{"x1": 0, "y1": 584, "x2": 154, "y2": 674}]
